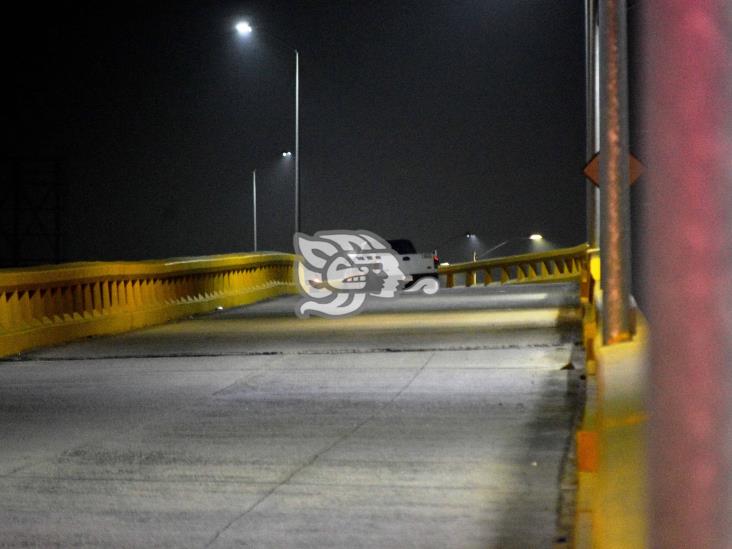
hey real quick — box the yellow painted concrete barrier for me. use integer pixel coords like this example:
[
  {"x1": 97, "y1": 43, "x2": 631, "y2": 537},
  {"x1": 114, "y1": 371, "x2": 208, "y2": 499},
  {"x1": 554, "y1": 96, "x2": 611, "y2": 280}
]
[
  {"x1": 575, "y1": 286, "x2": 648, "y2": 548},
  {"x1": 0, "y1": 252, "x2": 296, "y2": 357},
  {"x1": 439, "y1": 243, "x2": 590, "y2": 288}
]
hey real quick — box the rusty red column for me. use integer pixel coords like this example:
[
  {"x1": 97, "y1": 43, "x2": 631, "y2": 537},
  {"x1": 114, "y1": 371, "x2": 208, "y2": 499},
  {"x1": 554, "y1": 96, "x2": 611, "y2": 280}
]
[
  {"x1": 599, "y1": 0, "x2": 633, "y2": 344},
  {"x1": 644, "y1": 1, "x2": 732, "y2": 547}
]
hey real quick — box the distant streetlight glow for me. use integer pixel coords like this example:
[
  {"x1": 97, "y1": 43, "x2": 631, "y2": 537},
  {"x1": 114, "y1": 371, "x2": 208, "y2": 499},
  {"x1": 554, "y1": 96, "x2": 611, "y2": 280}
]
[
  {"x1": 530, "y1": 234, "x2": 543, "y2": 241},
  {"x1": 235, "y1": 21, "x2": 252, "y2": 35}
]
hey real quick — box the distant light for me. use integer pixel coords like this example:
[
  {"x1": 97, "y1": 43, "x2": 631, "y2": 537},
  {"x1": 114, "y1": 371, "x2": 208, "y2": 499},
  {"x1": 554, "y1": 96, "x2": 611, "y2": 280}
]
[
  {"x1": 235, "y1": 21, "x2": 253, "y2": 35},
  {"x1": 282, "y1": 151, "x2": 292, "y2": 157},
  {"x1": 530, "y1": 234, "x2": 543, "y2": 241},
  {"x1": 465, "y1": 232, "x2": 474, "y2": 238}
]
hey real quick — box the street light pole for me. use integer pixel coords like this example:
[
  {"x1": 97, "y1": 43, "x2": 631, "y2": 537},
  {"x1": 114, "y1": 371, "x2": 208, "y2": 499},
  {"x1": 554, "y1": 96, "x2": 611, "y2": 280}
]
[
  {"x1": 585, "y1": 0, "x2": 599, "y2": 248},
  {"x1": 236, "y1": 21, "x2": 300, "y2": 235},
  {"x1": 252, "y1": 169, "x2": 257, "y2": 251},
  {"x1": 476, "y1": 240, "x2": 512, "y2": 260},
  {"x1": 294, "y1": 49, "x2": 300, "y2": 234}
]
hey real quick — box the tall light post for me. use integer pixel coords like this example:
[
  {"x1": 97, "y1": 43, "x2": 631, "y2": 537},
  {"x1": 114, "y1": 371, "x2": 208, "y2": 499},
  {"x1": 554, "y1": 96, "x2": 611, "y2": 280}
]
[
  {"x1": 252, "y1": 169, "x2": 257, "y2": 251},
  {"x1": 236, "y1": 20, "x2": 301, "y2": 235},
  {"x1": 252, "y1": 152, "x2": 292, "y2": 252}
]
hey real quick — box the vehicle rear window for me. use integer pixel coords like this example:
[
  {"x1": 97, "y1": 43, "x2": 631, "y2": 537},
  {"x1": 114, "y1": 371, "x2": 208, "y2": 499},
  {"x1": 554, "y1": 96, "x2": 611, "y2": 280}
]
[{"x1": 387, "y1": 239, "x2": 417, "y2": 254}]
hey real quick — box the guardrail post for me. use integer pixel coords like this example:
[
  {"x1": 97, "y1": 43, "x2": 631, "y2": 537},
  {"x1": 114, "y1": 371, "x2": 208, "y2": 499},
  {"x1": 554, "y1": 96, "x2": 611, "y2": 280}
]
[
  {"x1": 644, "y1": 1, "x2": 732, "y2": 547},
  {"x1": 599, "y1": 0, "x2": 633, "y2": 345}
]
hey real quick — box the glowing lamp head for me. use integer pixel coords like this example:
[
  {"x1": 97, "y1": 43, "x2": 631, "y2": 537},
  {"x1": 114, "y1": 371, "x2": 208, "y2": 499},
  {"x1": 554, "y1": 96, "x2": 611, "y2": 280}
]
[
  {"x1": 235, "y1": 21, "x2": 253, "y2": 35},
  {"x1": 529, "y1": 234, "x2": 543, "y2": 241}
]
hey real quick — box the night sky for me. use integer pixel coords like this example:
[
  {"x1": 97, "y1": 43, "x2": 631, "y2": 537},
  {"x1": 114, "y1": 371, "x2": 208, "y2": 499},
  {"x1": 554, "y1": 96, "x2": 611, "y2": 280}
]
[{"x1": 8, "y1": 1, "x2": 587, "y2": 264}]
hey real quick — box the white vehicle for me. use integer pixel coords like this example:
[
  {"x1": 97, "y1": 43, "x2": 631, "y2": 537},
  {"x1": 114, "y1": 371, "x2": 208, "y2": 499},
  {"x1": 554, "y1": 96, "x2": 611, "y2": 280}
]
[{"x1": 387, "y1": 239, "x2": 439, "y2": 285}]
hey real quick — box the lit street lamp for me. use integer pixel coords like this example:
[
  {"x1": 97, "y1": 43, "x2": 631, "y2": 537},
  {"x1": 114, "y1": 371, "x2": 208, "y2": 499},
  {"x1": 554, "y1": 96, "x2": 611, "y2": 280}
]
[
  {"x1": 237, "y1": 20, "x2": 301, "y2": 235},
  {"x1": 235, "y1": 21, "x2": 252, "y2": 35}
]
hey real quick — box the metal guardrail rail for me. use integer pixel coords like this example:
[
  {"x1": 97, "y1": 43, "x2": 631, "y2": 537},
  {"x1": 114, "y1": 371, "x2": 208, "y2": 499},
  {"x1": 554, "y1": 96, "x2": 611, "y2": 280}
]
[
  {"x1": 0, "y1": 252, "x2": 296, "y2": 357},
  {"x1": 438, "y1": 243, "x2": 590, "y2": 288}
]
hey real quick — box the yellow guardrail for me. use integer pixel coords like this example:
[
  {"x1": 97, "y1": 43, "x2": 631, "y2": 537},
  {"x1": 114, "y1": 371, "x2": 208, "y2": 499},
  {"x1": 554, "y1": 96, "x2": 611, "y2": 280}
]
[
  {"x1": 438, "y1": 243, "x2": 590, "y2": 288},
  {"x1": 439, "y1": 242, "x2": 648, "y2": 547},
  {"x1": 575, "y1": 250, "x2": 648, "y2": 548},
  {"x1": 0, "y1": 252, "x2": 296, "y2": 357}
]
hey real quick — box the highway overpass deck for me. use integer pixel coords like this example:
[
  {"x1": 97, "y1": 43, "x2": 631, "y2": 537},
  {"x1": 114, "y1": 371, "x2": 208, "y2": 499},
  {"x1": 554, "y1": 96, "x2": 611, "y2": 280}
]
[{"x1": 0, "y1": 283, "x2": 583, "y2": 548}]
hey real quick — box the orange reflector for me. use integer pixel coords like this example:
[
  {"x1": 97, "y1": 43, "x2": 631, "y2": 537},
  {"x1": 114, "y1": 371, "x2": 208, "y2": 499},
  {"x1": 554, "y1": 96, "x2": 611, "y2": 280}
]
[{"x1": 577, "y1": 430, "x2": 599, "y2": 472}]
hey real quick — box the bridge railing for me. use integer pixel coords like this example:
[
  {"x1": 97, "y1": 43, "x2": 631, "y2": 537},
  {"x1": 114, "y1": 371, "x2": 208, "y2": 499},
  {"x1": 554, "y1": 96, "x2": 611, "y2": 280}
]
[
  {"x1": 438, "y1": 241, "x2": 648, "y2": 548},
  {"x1": 0, "y1": 253, "x2": 296, "y2": 357},
  {"x1": 438, "y1": 243, "x2": 590, "y2": 288},
  {"x1": 574, "y1": 250, "x2": 648, "y2": 549}
]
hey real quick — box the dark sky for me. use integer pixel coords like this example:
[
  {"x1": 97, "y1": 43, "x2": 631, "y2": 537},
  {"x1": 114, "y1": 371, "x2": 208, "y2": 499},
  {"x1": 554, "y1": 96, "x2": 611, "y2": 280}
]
[{"x1": 8, "y1": 1, "x2": 587, "y2": 263}]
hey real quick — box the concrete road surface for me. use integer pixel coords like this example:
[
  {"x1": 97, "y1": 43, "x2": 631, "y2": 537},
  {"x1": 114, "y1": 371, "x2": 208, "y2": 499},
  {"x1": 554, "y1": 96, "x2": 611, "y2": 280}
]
[{"x1": 0, "y1": 284, "x2": 583, "y2": 548}]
